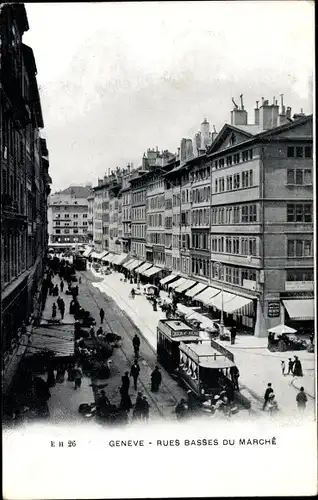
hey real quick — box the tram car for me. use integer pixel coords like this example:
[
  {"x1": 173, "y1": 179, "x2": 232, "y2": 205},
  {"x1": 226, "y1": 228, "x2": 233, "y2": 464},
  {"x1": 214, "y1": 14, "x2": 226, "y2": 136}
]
[
  {"x1": 73, "y1": 255, "x2": 87, "y2": 271},
  {"x1": 178, "y1": 340, "x2": 236, "y2": 401},
  {"x1": 157, "y1": 319, "x2": 199, "y2": 373}
]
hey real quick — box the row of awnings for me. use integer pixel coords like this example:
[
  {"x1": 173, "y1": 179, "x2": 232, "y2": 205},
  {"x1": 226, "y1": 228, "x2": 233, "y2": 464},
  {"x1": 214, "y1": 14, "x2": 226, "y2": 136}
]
[
  {"x1": 123, "y1": 259, "x2": 163, "y2": 277},
  {"x1": 82, "y1": 247, "x2": 94, "y2": 258}
]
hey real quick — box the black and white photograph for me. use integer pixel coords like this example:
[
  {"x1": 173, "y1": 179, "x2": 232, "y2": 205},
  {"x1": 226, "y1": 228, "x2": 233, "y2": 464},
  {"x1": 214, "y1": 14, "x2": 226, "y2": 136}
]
[{"x1": 1, "y1": 1, "x2": 316, "y2": 498}]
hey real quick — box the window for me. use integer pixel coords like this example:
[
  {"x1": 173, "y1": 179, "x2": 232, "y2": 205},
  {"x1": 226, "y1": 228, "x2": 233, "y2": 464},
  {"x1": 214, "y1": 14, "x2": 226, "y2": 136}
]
[
  {"x1": 287, "y1": 146, "x2": 295, "y2": 157},
  {"x1": 226, "y1": 176, "x2": 233, "y2": 191},
  {"x1": 65, "y1": 214, "x2": 70, "y2": 218},
  {"x1": 287, "y1": 239, "x2": 312, "y2": 257},
  {"x1": 305, "y1": 146, "x2": 312, "y2": 158},
  {"x1": 249, "y1": 149, "x2": 253, "y2": 160},
  {"x1": 83, "y1": 214, "x2": 88, "y2": 218},
  {"x1": 296, "y1": 146, "x2": 303, "y2": 158},
  {"x1": 73, "y1": 222, "x2": 78, "y2": 226},
  {"x1": 226, "y1": 156, "x2": 232, "y2": 166},
  {"x1": 233, "y1": 173, "x2": 240, "y2": 189},
  {"x1": 249, "y1": 238, "x2": 257, "y2": 256},
  {"x1": 249, "y1": 204, "x2": 257, "y2": 222},
  {"x1": 215, "y1": 179, "x2": 218, "y2": 193},
  {"x1": 64, "y1": 229, "x2": 70, "y2": 234},
  {"x1": 73, "y1": 214, "x2": 78, "y2": 218},
  {"x1": 286, "y1": 269, "x2": 313, "y2": 281},
  {"x1": 287, "y1": 169, "x2": 312, "y2": 185},
  {"x1": 233, "y1": 153, "x2": 240, "y2": 164},
  {"x1": 242, "y1": 206, "x2": 249, "y2": 223},
  {"x1": 287, "y1": 203, "x2": 312, "y2": 222},
  {"x1": 55, "y1": 229, "x2": 61, "y2": 234}
]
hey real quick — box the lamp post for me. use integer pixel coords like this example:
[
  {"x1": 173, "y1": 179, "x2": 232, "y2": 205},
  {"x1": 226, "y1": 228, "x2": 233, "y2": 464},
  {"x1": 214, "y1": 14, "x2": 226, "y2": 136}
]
[{"x1": 214, "y1": 262, "x2": 224, "y2": 337}]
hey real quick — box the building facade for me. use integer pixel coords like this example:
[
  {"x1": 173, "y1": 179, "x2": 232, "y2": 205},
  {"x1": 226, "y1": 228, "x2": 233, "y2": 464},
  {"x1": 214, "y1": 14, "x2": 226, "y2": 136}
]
[
  {"x1": 87, "y1": 192, "x2": 94, "y2": 244},
  {"x1": 1, "y1": 3, "x2": 51, "y2": 391},
  {"x1": 48, "y1": 186, "x2": 91, "y2": 245}
]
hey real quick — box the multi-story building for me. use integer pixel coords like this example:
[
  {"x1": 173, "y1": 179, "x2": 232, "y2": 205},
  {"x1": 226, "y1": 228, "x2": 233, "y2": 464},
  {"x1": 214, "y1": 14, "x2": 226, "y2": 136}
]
[
  {"x1": 121, "y1": 166, "x2": 133, "y2": 254},
  {"x1": 1, "y1": 3, "x2": 51, "y2": 392},
  {"x1": 92, "y1": 179, "x2": 109, "y2": 252},
  {"x1": 206, "y1": 97, "x2": 313, "y2": 336},
  {"x1": 130, "y1": 172, "x2": 147, "y2": 260},
  {"x1": 48, "y1": 186, "x2": 91, "y2": 245},
  {"x1": 87, "y1": 192, "x2": 94, "y2": 244},
  {"x1": 108, "y1": 175, "x2": 122, "y2": 254},
  {"x1": 145, "y1": 150, "x2": 174, "y2": 267}
]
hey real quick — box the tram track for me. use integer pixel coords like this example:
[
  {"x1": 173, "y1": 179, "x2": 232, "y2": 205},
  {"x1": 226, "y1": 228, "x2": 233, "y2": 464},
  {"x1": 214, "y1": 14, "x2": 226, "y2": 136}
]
[{"x1": 77, "y1": 270, "x2": 180, "y2": 418}]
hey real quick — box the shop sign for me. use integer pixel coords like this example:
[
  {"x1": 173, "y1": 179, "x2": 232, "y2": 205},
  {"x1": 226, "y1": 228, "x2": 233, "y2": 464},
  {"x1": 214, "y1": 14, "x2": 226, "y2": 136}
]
[{"x1": 267, "y1": 301, "x2": 280, "y2": 318}]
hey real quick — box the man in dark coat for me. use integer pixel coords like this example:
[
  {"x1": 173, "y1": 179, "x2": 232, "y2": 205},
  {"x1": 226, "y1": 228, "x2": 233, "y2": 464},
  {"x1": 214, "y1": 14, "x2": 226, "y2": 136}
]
[
  {"x1": 130, "y1": 360, "x2": 140, "y2": 390},
  {"x1": 133, "y1": 334, "x2": 141, "y2": 358},
  {"x1": 230, "y1": 365, "x2": 240, "y2": 391},
  {"x1": 99, "y1": 308, "x2": 105, "y2": 324},
  {"x1": 287, "y1": 358, "x2": 294, "y2": 375},
  {"x1": 230, "y1": 326, "x2": 237, "y2": 345},
  {"x1": 60, "y1": 298, "x2": 65, "y2": 320},
  {"x1": 151, "y1": 366, "x2": 162, "y2": 392},
  {"x1": 60, "y1": 280, "x2": 64, "y2": 292},
  {"x1": 262, "y1": 383, "x2": 274, "y2": 410}
]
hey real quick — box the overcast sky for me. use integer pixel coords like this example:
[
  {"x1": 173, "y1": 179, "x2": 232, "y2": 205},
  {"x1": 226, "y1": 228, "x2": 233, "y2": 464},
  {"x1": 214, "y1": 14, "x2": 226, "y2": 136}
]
[{"x1": 23, "y1": 1, "x2": 314, "y2": 191}]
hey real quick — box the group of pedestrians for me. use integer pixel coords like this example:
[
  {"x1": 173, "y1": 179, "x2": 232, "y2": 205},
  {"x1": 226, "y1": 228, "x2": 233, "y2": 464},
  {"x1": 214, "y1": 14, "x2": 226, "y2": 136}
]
[
  {"x1": 262, "y1": 381, "x2": 309, "y2": 414},
  {"x1": 281, "y1": 356, "x2": 303, "y2": 377}
]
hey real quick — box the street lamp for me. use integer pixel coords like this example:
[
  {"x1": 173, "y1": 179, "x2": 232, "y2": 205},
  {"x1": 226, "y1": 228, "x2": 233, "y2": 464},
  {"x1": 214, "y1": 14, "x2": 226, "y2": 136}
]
[{"x1": 214, "y1": 261, "x2": 224, "y2": 337}]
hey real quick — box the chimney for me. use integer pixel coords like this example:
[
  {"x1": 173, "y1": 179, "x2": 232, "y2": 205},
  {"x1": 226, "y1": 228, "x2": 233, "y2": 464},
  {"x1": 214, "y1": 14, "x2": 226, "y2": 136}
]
[
  {"x1": 259, "y1": 98, "x2": 279, "y2": 130},
  {"x1": 254, "y1": 101, "x2": 260, "y2": 125},
  {"x1": 286, "y1": 106, "x2": 292, "y2": 119},
  {"x1": 211, "y1": 125, "x2": 218, "y2": 142},
  {"x1": 231, "y1": 96, "x2": 248, "y2": 126},
  {"x1": 200, "y1": 118, "x2": 210, "y2": 150}
]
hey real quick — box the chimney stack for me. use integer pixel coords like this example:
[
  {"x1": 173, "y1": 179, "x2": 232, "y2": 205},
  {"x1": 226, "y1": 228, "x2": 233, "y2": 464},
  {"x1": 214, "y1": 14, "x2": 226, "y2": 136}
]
[
  {"x1": 286, "y1": 106, "x2": 292, "y2": 119},
  {"x1": 254, "y1": 101, "x2": 260, "y2": 125},
  {"x1": 259, "y1": 97, "x2": 279, "y2": 130}
]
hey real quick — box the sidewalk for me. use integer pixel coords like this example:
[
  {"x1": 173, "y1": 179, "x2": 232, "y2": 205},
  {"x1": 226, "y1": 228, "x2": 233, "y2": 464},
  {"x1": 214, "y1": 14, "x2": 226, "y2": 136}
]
[
  {"x1": 41, "y1": 276, "x2": 75, "y2": 325},
  {"x1": 91, "y1": 268, "x2": 316, "y2": 419}
]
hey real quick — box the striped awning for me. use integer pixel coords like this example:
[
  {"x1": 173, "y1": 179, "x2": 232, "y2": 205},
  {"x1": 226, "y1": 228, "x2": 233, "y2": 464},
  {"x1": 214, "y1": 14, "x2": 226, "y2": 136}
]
[
  {"x1": 169, "y1": 277, "x2": 187, "y2": 289},
  {"x1": 143, "y1": 266, "x2": 161, "y2": 277},
  {"x1": 175, "y1": 279, "x2": 196, "y2": 293},
  {"x1": 123, "y1": 258, "x2": 135, "y2": 269},
  {"x1": 222, "y1": 295, "x2": 253, "y2": 314},
  {"x1": 126, "y1": 259, "x2": 144, "y2": 271},
  {"x1": 160, "y1": 274, "x2": 178, "y2": 285},
  {"x1": 101, "y1": 252, "x2": 110, "y2": 262},
  {"x1": 209, "y1": 291, "x2": 236, "y2": 309},
  {"x1": 185, "y1": 282, "x2": 208, "y2": 298},
  {"x1": 113, "y1": 253, "x2": 128, "y2": 265},
  {"x1": 195, "y1": 287, "x2": 220, "y2": 305},
  {"x1": 283, "y1": 299, "x2": 314, "y2": 321},
  {"x1": 135, "y1": 262, "x2": 153, "y2": 274}
]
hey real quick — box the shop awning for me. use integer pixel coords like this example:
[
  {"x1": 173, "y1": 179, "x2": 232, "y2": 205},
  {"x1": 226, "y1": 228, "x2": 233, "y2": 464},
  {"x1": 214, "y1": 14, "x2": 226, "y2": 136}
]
[
  {"x1": 143, "y1": 266, "x2": 161, "y2": 277},
  {"x1": 104, "y1": 253, "x2": 115, "y2": 262},
  {"x1": 135, "y1": 262, "x2": 153, "y2": 274},
  {"x1": 112, "y1": 253, "x2": 128, "y2": 265},
  {"x1": 209, "y1": 291, "x2": 236, "y2": 309},
  {"x1": 283, "y1": 299, "x2": 314, "y2": 321},
  {"x1": 82, "y1": 247, "x2": 93, "y2": 258},
  {"x1": 101, "y1": 252, "x2": 110, "y2": 262},
  {"x1": 195, "y1": 287, "x2": 220, "y2": 305},
  {"x1": 222, "y1": 295, "x2": 253, "y2": 314},
  {"x1": 126, "y1": 259, "x2": 144, "y2": 271},
  {"x1": 123, "y1": 258, "x2": 135, "y2": 269},
  {"x1": 90, "y1": 251, "x2": 102, "y2": 259},
  {"x1": 25, "y1": 325, "x2": 74, "y2": 359},
  {"x1": 185, "y1": 282, "x2": 208, "y2": 298},
  {"x1": 160, "y1": 274, "x2": 178, "y2": 285},
  {"x1": 169, "y1": 277, "x2": 187, "y2": 289},
  {"x1": 175, "y1": 279, "x2": 197, "y2": 293}
]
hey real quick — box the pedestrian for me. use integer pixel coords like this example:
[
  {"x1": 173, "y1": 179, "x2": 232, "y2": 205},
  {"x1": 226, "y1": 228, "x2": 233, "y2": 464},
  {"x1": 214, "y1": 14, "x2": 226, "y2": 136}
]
[
  {"x1": 281, "y1": 360, "x2": 286, "y2": 376},
  {"x1": 46, "y1": 367, "x2": 56, "y2": 388},
  {"x1": 60, "y1": 298, "x2": 65, "y2": 320},
  {"x1": 152, "y1": 298, "x2": 157, "y2": 311},
  {"x1": 293, "y1": 356, "x2": 303, "y2": 377},
  {"x1": 133, "y1": 392, "x2": 144, "y2": 421},
  {"x1": 131, "y1": 288, "x2": 135, "y2": 299},
  {"x1": 52, "y1": 302, "x2": 57, "y2": 319},
  {"x1": 122, "y1": 372, "x2": 130, "y2": 392},
  {"x1": 151, "y1": 366, "x2": 162, "y2": 392},
  {"x1": 60, "y1": 279, "x2": 64, "y2": 293},
  {"x1": 287, "y1": 358, "x2": 294, "y2": 375},
  {"x1": 130, "y1": 360, "x2": 140, "y2": 390},
  {"x1": 79, "y1": 277, "x2": 82, "y2": 284},
  {"x1": 74, "y1": 365, "x2": 83, "y2": 390},
  {"x1": 175, "y1": 398, "x2": 188, "y2": 420},
  {"x1": 120, "y1": 390, "x2": 133, "y2": 412},
  {"x1": 141, "y1": 396, "x2": 150, "y2": 421},
  {"x1": 96, "y1": 326, "x2": 103, "y2": 337},
  {"x1": 229, "y1": 365, "x2": 240, "y2": 391},
  {"x1": 53, "y1": 284, "x2": 59, "y2": 297},
  {"x1": 133, "y1": 334, "x2": 141, "y2": 358},
  {"x1": 296, "y1": 387, "x2": 308, "y2": 412},
  {"x1": 56, "y1": 365, "x2": 66, "y2": 383},
  {"x1": 262, "y1": 383, "x2": 274, "y2": 410},
  {"x1": 99, "y1": 308, "x2": 105, "y2": 324},
  {"x1": 90, "y1": 326, "x2": 95, "y2": 339},
  {"x1": 230, "y1": 325, "x2": 237, "y2": 345}
]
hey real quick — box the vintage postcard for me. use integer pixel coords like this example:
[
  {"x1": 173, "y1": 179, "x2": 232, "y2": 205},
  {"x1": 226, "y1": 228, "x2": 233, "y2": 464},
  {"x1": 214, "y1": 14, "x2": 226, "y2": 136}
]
[{"x1": 1, "y1": 1, "x2": 316, "y2": 498}]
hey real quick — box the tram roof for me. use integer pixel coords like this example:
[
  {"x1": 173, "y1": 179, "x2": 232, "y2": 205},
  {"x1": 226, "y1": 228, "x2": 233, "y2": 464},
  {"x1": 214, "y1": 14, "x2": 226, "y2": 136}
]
[{"x1": 180, "y1": 341, "x2": 235, "y2": 369}]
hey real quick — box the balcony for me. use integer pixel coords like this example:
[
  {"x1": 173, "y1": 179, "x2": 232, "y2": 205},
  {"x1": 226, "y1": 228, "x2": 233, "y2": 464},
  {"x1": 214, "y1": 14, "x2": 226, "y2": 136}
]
[{"x1": 285, "y1": 281, "x2": 314, "y2": 292}]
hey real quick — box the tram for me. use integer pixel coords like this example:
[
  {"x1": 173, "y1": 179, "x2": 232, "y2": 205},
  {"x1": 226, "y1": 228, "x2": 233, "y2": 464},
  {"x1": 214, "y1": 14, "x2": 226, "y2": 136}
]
[
  {"x1": 157, "y1": 319, "x2": 199, "y2": 373},
  {"x1": 178, "y1": 339, "x2": 236, "y2": 401},
  {"x1": 73, "y1": 254, "x2": 87, "y2": 271}
]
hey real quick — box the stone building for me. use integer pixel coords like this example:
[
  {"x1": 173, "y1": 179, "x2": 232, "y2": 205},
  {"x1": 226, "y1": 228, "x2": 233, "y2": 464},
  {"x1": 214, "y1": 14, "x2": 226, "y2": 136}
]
[
  {"x1": 1, "y1": 3, "x2": 51, "y2": 392},
  {"x1": 48, "y1": 186, "x2": 91, "y2": 245}
]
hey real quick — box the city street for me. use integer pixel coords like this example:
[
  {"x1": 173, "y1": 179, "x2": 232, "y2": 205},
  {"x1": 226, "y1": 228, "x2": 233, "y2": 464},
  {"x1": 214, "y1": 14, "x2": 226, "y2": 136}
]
[{"x1": 89, "y1": 267, "x2": 316, "y2": 420}]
